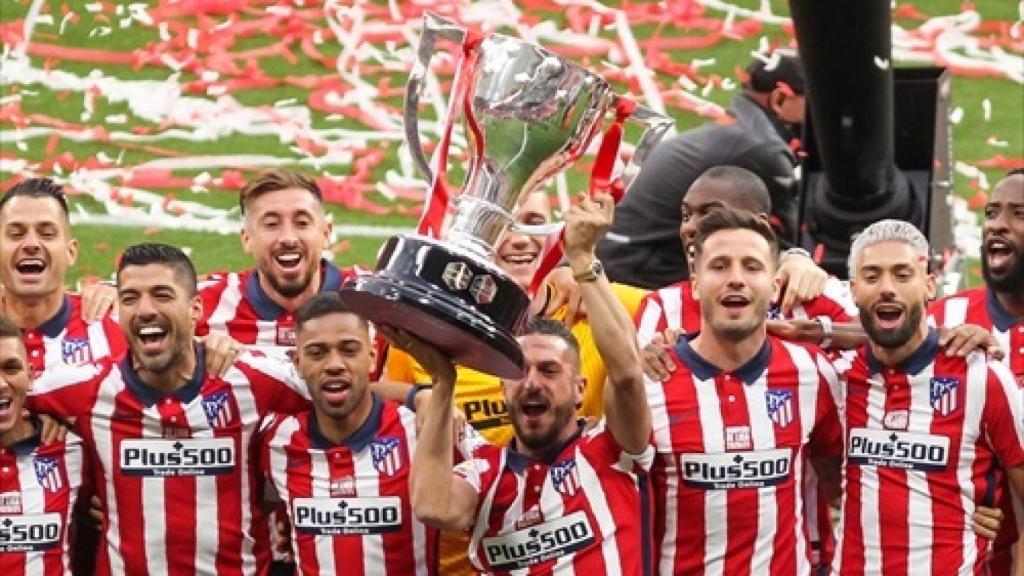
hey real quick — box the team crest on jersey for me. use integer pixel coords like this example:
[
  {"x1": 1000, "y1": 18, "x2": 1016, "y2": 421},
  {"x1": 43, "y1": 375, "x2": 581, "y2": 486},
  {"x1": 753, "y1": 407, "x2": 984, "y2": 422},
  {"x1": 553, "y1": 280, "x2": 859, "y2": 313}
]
[
  {"x1": 766, "y1": 303, "x2": 784, "y2": 320},
  {"x1": 550, "y1": 459, "x2": 581, "y2": 497},
  {"x1": 202, "y1": 392, "x2": 234, "y2": 428},
  {"x1": 33, "y1": 457, "x2": 63, "y2": 492},
  {"x1": 370, "y1": 437, "x2": 403, "y2": 477},
  {"x1": 61, "y1": 338, "x2": 92, "y2": 365},
  {"x1": 330, "y1": 475, "x2": 356, "y2": 497},
  {"x1": 276, "y1": 324, "x2": 296, "y2": 347},
  {"x1": 765, "y1": 390, "x2": 794, "y2": 427},
  {"x1": 929, "y1": 376, "x2": 960, "y2": 417}
]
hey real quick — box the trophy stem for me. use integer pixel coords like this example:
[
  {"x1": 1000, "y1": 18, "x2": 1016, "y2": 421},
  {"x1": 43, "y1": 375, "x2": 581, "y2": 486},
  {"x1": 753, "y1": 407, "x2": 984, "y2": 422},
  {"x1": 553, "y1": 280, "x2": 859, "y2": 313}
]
[{"x1": 445, "y1": 189, "x2": 515, "y2": 258}]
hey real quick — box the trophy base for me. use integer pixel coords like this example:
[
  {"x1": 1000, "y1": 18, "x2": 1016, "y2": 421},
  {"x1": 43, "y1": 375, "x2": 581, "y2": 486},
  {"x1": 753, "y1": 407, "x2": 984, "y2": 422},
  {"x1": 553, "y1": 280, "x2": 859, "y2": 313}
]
[{"x1": 339, "y1": 235, "x2": 529, "y2": 379}]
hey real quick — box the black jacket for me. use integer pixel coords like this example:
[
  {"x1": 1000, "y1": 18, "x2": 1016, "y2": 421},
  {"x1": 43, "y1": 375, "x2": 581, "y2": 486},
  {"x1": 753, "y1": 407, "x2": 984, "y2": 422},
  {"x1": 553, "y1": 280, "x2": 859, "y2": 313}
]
[{"x1": 596, "y1": 95, "x2": 800, "y2": 289}]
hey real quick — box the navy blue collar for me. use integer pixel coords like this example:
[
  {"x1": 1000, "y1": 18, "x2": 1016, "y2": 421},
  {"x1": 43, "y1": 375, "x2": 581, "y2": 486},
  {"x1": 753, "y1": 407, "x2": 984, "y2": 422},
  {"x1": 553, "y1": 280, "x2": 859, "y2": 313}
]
[
  {"x1": 4, "y1": 418, "x2": 41, "y2": 456},
  {"x1": 674, "y1": 335, "x2": 772, "y2": 385},
  {"x1": 121, "y1": 343, "x2": 206, "y2": 407},
  {"x1": 308, "y1": 393, "x2": 382, "y2": 452},
  {"x1": 987, "y1": 288, "x2": 1021, "y2": 332},
  {"x1": 35, "y1": 294, "x2": 72, "y2": 338},
  {"x1": 245, "y1": 260, "x2": 342, "y2": 321},
  {"x1": 506, "y1": 420, "x2": 587, "y2": 474},
  {"x1": 867, "y1": 327, "x2": 940, "y2": 376}
]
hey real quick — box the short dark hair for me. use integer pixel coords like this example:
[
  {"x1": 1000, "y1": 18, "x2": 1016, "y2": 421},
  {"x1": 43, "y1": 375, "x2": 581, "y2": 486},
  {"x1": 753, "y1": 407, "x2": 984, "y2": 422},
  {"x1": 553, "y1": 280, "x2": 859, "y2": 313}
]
[
  {"x1": 239, "y1": 169, "x2": 323, "y2": 215},
  {"x1": 296, "y1": 292, "x2": 367, "y2": 334},
  {"x1": 521, "y1": 317, "x2": 580, "y2": 364},
  {"x1": 692, "y1": 166, "x2": 772, "y2": 214},
  {"x1": 692, "y1": 208, "x2": 779, "y2": 265},
  {"x1": 0, "y1": 315, "x2": 22, "y2": 340},
  {"x1": 1006, "y1": 168, "x2": 1024, "y2": 178},
  {"x1": 117, "y1": 243, "x2": 198, "y2": 297},
  {"x1": 0, "y1": 178, "x2": 70, "y2": 220},
  {"x1": 744, "y1": 51, "x2": 805, "y2": 95}
]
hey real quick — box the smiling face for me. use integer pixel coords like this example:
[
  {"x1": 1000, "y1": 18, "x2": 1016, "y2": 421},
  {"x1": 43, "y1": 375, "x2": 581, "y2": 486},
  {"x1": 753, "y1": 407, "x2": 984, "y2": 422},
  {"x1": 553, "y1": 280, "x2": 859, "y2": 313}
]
[
  {"x1": 850, "y1": 240, "x2": 935, "y2": 350},
  {"x1": 982, "y1": 173, "x2": 1024, "y2": 294},
  {"x1": 691, "y1": 228, "x2": 778, "y2": 342},
  {"x1": 0, "y1": 196, "x2": 77, "y2": 300},
  {"x1": 494, "y1": 192, "x2": 552, "y2": 289},
  {"x1": 294, "y1": 311, "x2": 375, "y2": 424},
  {"x1": 118, "y1": 263, "x2": 202, "y2": 376},
  {"x1": 502, "y1": 333, "x2": 582, "y2": 453},
  {"x1": 241, "y1": 187, "x2": 331, "y2": 300},
  {"x1": 0, "y1": 336, "x2": 30, "y2": 444}
]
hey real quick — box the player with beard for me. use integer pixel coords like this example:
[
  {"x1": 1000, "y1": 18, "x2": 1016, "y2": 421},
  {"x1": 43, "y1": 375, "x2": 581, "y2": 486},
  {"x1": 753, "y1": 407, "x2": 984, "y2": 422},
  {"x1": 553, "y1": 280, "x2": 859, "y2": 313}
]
[
  {"x1": 25, "y1": 244, "x2": 312, "y2": 575},
  {"x1": 832, "y1": 220, "x2": 1024, "y2": 575},
  {"x1": 257, "y1": 293, "x2": 483, "y2": 575},
  {"x1": 644, "y1": 208, "x2": 845, "y2": 575},
  {"x1": 409, "y1": 193, "x2": 654, "y2": 574},
  {"x1": 0, "y1": 315, "x2": 87, "y2": 576},
  {"x1": 929, "y1": 169, "x2": 1024, "y2": 572}
]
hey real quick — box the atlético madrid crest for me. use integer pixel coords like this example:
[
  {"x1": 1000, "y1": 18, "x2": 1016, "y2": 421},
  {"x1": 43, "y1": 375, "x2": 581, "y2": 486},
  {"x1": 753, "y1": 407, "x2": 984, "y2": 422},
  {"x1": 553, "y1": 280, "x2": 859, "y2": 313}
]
[
  {"x1": 371, "y1": 437, "x2": 404, "y2": 477},
  {"x1": 765, "y1": 390, "x2": 794, "y2": 428},
  {"x1": 34, "y1": 457, "x2": 63, "y2": 492},
  {"x1": 551, "y1": 459, "x2": 581, "y2": 497},
  {"x1": 61, "y1": 338, "x2": 92, "y2": 365},
  {"x1": 930, "y1": 376, "x2": 960, "y2": 417}
]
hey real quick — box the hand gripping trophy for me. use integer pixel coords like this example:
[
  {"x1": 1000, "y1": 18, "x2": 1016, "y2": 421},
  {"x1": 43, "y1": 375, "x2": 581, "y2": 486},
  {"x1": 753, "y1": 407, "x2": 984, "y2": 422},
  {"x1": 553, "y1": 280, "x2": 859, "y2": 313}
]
[{"x1": 341, "y1": 14, "x2": 673, "y2": 378}]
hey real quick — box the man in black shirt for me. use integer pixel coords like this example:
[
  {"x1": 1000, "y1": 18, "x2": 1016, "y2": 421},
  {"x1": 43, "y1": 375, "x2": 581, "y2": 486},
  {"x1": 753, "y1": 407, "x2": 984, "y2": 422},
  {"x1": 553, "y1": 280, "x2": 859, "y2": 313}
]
[{"x1": 598, "y1": 52, "x2": 806, "y2": 289}]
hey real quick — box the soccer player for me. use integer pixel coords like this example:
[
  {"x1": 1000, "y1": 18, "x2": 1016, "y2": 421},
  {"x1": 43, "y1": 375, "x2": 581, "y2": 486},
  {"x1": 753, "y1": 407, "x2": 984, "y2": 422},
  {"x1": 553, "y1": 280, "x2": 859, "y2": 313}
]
[
  {"x1": 930, "y1": 169, "x2": 1024, "y2": 571},
  {"x1": 635, "y1": 166, "x2": 858, "y2": 353},
  {"x1": 0, "y1": 315, "x2": 86, "y2": 576},
  {"x1": 258, "y1": 292, "x2": 483, "y2": 574},
  {"x1": 409, "y1": 193, "x2": 653, "y2": 573},
  {"x1": 0, "y1": 178, "x2": 125, "y2": 372},
  {"x1": 645, "y1": 208, "x2": 844, "y2": 575},
  {"x1": 27, "y1": 243, "x2": 310, "y2": 575},
  {"x1": 833, "y1": 219, "x2": 1024, "y2": 574}
]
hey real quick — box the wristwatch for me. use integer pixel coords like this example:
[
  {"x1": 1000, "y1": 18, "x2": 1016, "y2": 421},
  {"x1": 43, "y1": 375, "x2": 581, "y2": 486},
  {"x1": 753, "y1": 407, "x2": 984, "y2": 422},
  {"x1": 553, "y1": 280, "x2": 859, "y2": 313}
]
[
  {"x1": 572, "y1": 259, "x2": 604, "y2": 283},
  {"x1": 815, "y1": 315, "x2": 834, "y2": 349},
  {"x1": 780, "y1": 247, "x2": 812, "y2": 261}
]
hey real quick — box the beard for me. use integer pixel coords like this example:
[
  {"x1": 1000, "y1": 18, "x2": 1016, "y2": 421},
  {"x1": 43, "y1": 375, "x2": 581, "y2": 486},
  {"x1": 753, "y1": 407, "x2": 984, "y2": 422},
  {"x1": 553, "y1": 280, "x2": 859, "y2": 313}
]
[
  {"x1": 859, "y1": 301, "x2": 924, "y2": 349},
  {"x1": 509, "y1": 400, "x2": 576, "y2": 452},
  {"x1": 982, "y1": 244, "x2": 1024, "y2": 294},
  {"x1": 264, "y1": 265, "x2": 317, "y2": 298},
  {"x1": 702, "y1": 298, "x2": 770, "y2": 342}
]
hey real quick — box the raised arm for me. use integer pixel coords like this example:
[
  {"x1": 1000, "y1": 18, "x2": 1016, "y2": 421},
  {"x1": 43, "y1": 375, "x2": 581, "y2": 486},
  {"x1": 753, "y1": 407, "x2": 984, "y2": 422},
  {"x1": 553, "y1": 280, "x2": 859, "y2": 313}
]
[
  {"x1": 564, "y1": 193, "x2": 651, "y2": 454},
  {"x1": 381, "y1": 326, "x2": 479, "y2": 532}
]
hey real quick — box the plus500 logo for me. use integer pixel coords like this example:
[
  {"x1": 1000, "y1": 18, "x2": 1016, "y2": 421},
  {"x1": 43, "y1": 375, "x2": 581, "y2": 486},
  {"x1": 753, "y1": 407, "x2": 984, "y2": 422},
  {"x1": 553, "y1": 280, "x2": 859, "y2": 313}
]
[
  {"x1": 681, "y1": 448, "x2": 793, "y2": 490},
  {"x1": 120, "y1": 438, "x2": 235, "y2": 476},
  {"x1": 848, "y1": 428, "x2": 949, "y2": 472},
  {"x1": 0, "y1": 514, "x2": 61, "y2": 552}
]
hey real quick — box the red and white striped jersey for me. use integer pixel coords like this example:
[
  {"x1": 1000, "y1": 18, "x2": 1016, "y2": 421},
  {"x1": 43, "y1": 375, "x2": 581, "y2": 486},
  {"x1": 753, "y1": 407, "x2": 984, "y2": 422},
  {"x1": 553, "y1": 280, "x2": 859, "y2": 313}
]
[
  {"x1": 647, "y1": 335, "x2": 843, "y2": 575},
  {"x1": 196, "y1": 261, "x2": 359, "y2": 352},
  {"x1": 831, "y1": 329, "x2": 1024, "y2": 575},
  {"x1": 930, "y1": 287, "x2": 1024, "y2": 573},
  {"x1": 26, "y1": 348, "x2": 310, "y2": 576},
  {"x1": 454, "y1": 422, "x2": 654, "y2": 575},
  {"x1": 635, "y1": 278, "x2": 857, "y2": 348},
  {"x1": 0, "y1": 423, "x2": 85, "y2": 576},
  {"x1": 19, "y1": 294, "x2": 126, "y2": 374},
  {"x1": 259, "y1": 396, "x2": 440, "y2": 575}
]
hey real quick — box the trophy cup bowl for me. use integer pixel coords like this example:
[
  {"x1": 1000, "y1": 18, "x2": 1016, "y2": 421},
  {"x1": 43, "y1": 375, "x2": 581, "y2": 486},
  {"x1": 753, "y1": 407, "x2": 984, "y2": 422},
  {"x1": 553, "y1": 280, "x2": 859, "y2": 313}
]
[{"x1": 340, "y1": 15, "x2": 670, "y2": 378}]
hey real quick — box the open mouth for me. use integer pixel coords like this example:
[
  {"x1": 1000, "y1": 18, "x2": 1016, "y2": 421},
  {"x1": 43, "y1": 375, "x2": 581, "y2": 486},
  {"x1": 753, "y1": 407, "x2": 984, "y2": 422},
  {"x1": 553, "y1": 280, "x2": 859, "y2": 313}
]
[
  {"x1": 872, "y1": 303, "x2": 906, "y2": 329},
  {"x1": 320, "y1": 380, "x2": 352, "y2": 406},
  {"x1": 14, "y1": 258, "x2": 47, "y2": 277},
  {"x1": 985, "y1": 237, "x2": 1015, "y2": 271},
  {"x1": 500, "y1": 252, "x2": 538, "y2": 268},
  {"x1": 720, "y1": 294, "x2": 750, "y2": 312},
  {"x1": 136, "y1": 325, "x2": 169, "y2": 354},
  {"x1": 0, "y1": 397, "x2": 14, "y2": 420},
  {"x1": 519, "y1": 398, "x2": 549, "y2": 421},
  {"x1": 274, "y1": 252, "x2": 304, "y2": 272}
]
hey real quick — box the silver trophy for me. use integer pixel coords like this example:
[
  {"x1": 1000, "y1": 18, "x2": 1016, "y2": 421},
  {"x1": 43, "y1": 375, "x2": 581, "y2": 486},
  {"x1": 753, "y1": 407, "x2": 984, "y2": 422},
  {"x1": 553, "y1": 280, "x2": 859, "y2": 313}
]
[{"x1": 340, "y1": 14, "x2": 673, "y2": 378}]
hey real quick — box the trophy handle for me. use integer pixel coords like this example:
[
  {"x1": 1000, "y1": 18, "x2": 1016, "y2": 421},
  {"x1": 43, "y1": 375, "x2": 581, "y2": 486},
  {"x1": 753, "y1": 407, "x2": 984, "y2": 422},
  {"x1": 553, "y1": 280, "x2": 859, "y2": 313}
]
[
  {"x1": 404, "y1": 13, "x2": 467, "y2": 182},
  {"x1": 618, "y1": 101, "x2": 675, "y2": 190},
  {"x1": 508, "y1": 102, "x2": 673, "y2": 238}
]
